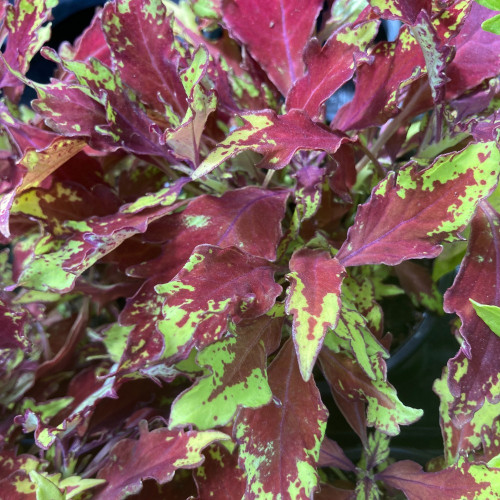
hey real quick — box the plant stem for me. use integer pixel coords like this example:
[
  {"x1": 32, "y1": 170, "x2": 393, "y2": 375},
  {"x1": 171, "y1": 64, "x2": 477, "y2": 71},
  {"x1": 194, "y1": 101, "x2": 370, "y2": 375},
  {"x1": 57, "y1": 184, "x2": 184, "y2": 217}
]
[
  {"x1": 262, "y1": 169, "x2": 275, "y2": 188},
  {"x1": 355, "y1": 83, "x2": 428, "y2": 173}
]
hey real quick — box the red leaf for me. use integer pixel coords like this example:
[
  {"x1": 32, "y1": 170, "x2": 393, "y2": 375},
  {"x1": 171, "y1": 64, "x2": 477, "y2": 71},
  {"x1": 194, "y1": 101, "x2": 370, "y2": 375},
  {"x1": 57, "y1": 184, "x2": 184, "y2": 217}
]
[
  {"x1": 102, "y1": 0, "x2": 187, "y2": 116},
  {"x1": 194, "y1": 444, "x2": 246, "y2": 500},
  {"x1": 443, "y1": 202, "x2": 500, "y2": 425},
  {"x1": 131, "y1": 187, "x2": 289, "y2": 278},
  {"x1": 377, "y1": 458, "x2": 500, "y2": 499},
  {"x1": 318, "y1": 437, "x2": 356, "y2": 472},
  {"x1": 316, "y1": 483, "x2": 355, "y2": 500},
  {"x1": 57, "y1": 9, "x2": 111, "y2": 69},
  {"x1": 446, "y1": 3, "x2": 500, "y2": 99},
  {"x1": 286, "y1": 248, "x2": 345, "y2": 380},
  {"x1": 319, "y1": 348, "x2": 421, "y2": 436},
  {"x1": 15, "y1": 178, "x2": 189, "y2": 292},
  {"x1": 95, "y1": 422, "x2": 228, "y2": 500},
  {"x1": 286, "y1": 20, "x2": 377, "y2": 119},
  {"x1": 154, "y1": 245, "x2": 282, "y2": 359},
  {"x1": 333, "y1": 25, "x2": 426, "y2": 131},
  {"x1": 221, "y1": 0, "x2": 323, "y2": 95},
  {"x1": 193, "y1": 109, "x2": 351, "y2": 177},
  {"x1": 0, "y1": 0, "x2": 55, "y2": 99},
  {"x1": 235, "y1": 339, "x2": 328, "y2": 499},
  {"x1": 337, "y1": 143, "x2": 500, "y2": 267},
  {"x1": 368, "y1": 0, "x2": 431, "y2": 25}
]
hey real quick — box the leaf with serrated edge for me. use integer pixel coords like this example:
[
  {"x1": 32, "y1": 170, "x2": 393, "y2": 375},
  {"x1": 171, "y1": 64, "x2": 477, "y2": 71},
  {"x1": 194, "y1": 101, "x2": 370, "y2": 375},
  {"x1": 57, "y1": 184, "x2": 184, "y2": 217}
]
[
  {"x1": 320, "y1": 344, "x2": 422, "y2": 436},
  {"x1": 101, "y1": 0, "x2": 187, "y2": 116},
  {"x1": 285, "y1": 248, "x2": 345, "y2": 381},
  {"x1": 286, "y1": 20, "x2": 377, "y2": 119},
  {"x1": 221, "y1": 0, "x2": 323, "y2": 95},
  {"x1": 15, "y1": 178, "x2": 188, "y2": 292},
  {"x1": 368, "y1": 0, "x2": 429, "y2": 25},
  {"x1": 154, "y1": 245, "x2": 281, "y2": 361},
  {"x1": 337, "y1": 142, "x2": 500, "y2": 267},
  {"x1": 94, "y1": 421, "x2": 228, "y2": 500},
  {"x1": 168, "y1": 316, "x2": 281, "y2": 429},
  {"x1": 0, "y1": 0, "x2": 56, "y2": 93},
  {"x1": 130, "y1": 186, "x2": 289, "y2": 279},
  {"x1": 235, "y1": 340, "x2": 327, "y2": 499},
  {"x1": 443, "y1": 202, "x2": 500, "y2": 426},
  {"x1": 333, "y1": 25, "x2": 425, "y2": 131},
  {"x1": 434, "y1": 369, "x2": 500, "y2": 465},
  {"x1": 377, "y1": 457, "x2": 500, "y2": 499},
  {"x1": 192, "y1": 109, "x2": 350, "y2": 178}
]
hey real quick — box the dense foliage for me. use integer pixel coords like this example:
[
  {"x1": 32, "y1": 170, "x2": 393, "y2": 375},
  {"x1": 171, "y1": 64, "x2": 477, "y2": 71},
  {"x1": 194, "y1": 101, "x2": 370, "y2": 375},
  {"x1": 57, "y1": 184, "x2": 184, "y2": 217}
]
[{"x1": 1, "y1": 0, "x2": 500, "y2": 498}]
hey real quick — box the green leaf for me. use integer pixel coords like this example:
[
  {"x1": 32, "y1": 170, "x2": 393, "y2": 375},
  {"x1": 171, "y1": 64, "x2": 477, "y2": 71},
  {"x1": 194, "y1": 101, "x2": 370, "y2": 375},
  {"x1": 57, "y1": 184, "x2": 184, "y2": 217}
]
[
  {"x1": 470, "y1": 299, "x2": 500, "y2": 337},
  {"x1": 324, "y1": 298, "x2": 388, "y2": 381},
  {"x1": 475, "y1": 0, "x2": 500, "y2": 10},
  {"x1": 29, "y1": 471, "x2": 65, "y2": 500},
  {"x1": 168, "y1": 317, "x2": 279, "y2": 429},
  {"x1": 482, "y1": 14, "x2": 500, "y2": 34},
  {"x1": 434, "y1": 370, "x2": 500, "y2": 465}
]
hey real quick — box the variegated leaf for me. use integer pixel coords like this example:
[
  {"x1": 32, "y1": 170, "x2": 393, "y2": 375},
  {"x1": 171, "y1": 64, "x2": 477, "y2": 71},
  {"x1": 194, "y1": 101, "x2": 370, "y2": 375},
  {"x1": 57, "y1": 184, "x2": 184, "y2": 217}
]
[
  {"x1": 337, "y1": 142, "x2": 500, "y2": 267},
  {"x1": 285, "y1": 248, "x2": 345, "y2": 381}
]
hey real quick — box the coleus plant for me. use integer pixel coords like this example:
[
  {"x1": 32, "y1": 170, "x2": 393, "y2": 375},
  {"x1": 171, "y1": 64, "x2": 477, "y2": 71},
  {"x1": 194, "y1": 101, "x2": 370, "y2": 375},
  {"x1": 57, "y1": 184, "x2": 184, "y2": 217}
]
[{"x1": 0, "y1": 0, "x2": 500, "y2": 498}]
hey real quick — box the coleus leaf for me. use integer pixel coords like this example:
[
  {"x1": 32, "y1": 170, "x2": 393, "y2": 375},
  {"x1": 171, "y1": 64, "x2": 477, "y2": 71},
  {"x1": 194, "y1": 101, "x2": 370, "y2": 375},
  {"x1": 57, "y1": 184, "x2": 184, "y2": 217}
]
[
  {"x1": 16, "y1": 397, "x2": 74, "y2": 450},
  {"x1": 101, "y1": 0, "x2": 187, "y2": 117},
  {"x1": 316, "y1": 483, "x2": 356, "y2": 500},
  {"x1": 35, "y1": 48, "x2": 170, "y2": 158},
  {"x1": 0, "y1": 450, "x2": 42, "y2": 499},
  {"x1": 328, "y1": 297, "x2": 389, "y2": 381},
  {"x1": 434, "y1": 369, "x2": 500, "y2": 465},
  {"x1": 0, "y1": 294, "x2": 29, "y2": 352},
  {"x1": 94, "y1": 421, "x2": 228, "y2": 500},
  {"x1": 333, "y1": 25, "x2": 425, "y2": 131},
  {"x1": 360, "y1": 430, "x2": 391, "y2": 471},
  {"x1": 337, "y1": 142, "x2": 500, "y2": 267},
  {"x1": 12, "y1": 179, "x2": 121, "y2": 237},
  {"x1": 285, "y1": 248, "x2": 345, "y2": 381},
  {"x1": 318, "y1": 437, "x2": 356, "y2": 471},
  {"x1": 29, "y1": 471, "x2": 105, "y2": 500},
  {"x1": 286, "y1": 20, "x2": 378, "y2": 120},
  {"x1": 16, "y1": 137, "x2": 87, "y2": 195},
  {"x1": 168, "y1": 315, "x2": 281, "y2": 429},
  {"x1": 376, "y1": 457, "x2": 500, "y2": 499},
  {"x1": 221, "y1": 0, "x2": 323, "y2": 95},
  {"x1": 368, "y1": 0, "x2": 430, "y2": 25},
  {"x1": 162, "y1": 46, "x2": 217, "y2": 166},
  {"x1": 395, "y1": 261, "x2": 443, "y2": 314},
  {"x1": 15, "y1": 178, "x2": 188, "y2": 292},
  {"x1": 0, "y1": 0, "x2": 55, "y2": 96},
  {"x1": 293, "y1": 165, "x2": 325, "y2": 222},
  {"x1": 482, "y1": 13, "x2": 500, "y2": 33},
  {"x1": 412, "y1": 10, "x2": 453, "y2": 114},
  {"x1": 443, "y1": 202, "x2": 500, "y2": 425},
  {"x1": 119, "y1": 187, "x2": 287, "y2": 375},
  {"x1": 235, "y1": 339, "x2": 328, "y2": 499},
  {"x1": 153, "y1": 245, "x2": 282, "y2": 362},
  {"x1": 470, "y1": 300, "x2": 500, "y2": 338},
  {"x1": 192, "y1": 109, "x2": 350, "y2": 178},
  {"x1": 194, "y1": 444, "x2": 246, "y2": 500},
  {"x1": 319, "y1": 341, "x2": 422, "y2": 436},
  {"x1": 446, "y1": 2, "x2": 500, "y2": 98},
  {"x1": 132, "y1": 186, "x2": 288, "y2": 278},
  {"x1": 57, "y1": 7, "x2": 111, "y2": 67}
]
